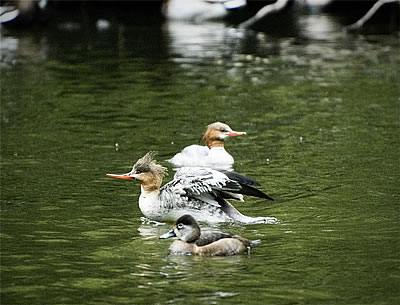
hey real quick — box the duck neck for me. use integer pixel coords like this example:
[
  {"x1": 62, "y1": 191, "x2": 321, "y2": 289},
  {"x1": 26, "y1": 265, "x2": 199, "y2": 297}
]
[
  {"x1": 184, "y1": 228, "x2": 201, "y2": 243},
  {"x1": 138, "y1": 185, "x2": 161, "y2": 220},
  {"x1": 140, "y1": 174, "x2": 162, "y2": 194},
  {"x1": 205, "y1": 139, "x2": 224, "y2": 149}
]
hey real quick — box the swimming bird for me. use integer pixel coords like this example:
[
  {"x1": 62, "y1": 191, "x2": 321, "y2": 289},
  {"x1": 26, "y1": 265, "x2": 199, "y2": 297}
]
[
  {"x1": 160, "y1": 214, "x2": 261, "y2": 256},
  {"x1": 167, "y1": 122, "x2": 246, "y2": 170},
  {"x1": 107, "y1": 152, "x2": 276, "y2": 224}
]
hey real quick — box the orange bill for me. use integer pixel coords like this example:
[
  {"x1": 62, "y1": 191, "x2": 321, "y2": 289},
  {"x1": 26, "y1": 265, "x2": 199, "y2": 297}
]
[
  {"x1": 106, "y1": 173, "x2": 133, "y2": 180},
  {"x1": 228, "y1": 131, "x2": 246, "y2": 137}
]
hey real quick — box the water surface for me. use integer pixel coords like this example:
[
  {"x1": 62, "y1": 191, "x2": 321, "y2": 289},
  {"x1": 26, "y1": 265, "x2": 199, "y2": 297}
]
[{"x1": 1, "y1": 15, "x2": 399, "y2": 305}]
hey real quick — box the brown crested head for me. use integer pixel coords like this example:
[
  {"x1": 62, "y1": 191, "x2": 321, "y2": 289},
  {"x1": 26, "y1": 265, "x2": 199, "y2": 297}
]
[
  {"x1": 107, "y1": 152, "x2": 167, "y2": 191},
  {"x1": 130, "y1": 152, "x2": 168, "y2": 191},
  {"x1": 202, "y1": 122, "x2": 246, "y2": 148},
  {"x1": 133, "y1": 151, "x2": 167, "y2": 178}
]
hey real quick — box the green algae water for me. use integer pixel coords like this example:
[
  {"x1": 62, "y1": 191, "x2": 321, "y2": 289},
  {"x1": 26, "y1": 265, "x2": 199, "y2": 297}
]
[{"x1": 1, "y1": 17, "x2": 399, "y2": 305}]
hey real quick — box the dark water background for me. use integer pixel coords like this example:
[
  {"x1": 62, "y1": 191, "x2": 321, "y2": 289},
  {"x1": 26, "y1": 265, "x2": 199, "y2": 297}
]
[{"x1": 1, "y1": 6, "x2": 399, "y2": 305}]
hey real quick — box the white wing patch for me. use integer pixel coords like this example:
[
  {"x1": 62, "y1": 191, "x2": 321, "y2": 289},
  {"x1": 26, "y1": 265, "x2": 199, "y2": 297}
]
[
  {"x1": 174, "y1": 167, "x2": 240, "y2": 193},
  {"x1": 159, "y1": 167, "x2": 241, "y2": 210}
]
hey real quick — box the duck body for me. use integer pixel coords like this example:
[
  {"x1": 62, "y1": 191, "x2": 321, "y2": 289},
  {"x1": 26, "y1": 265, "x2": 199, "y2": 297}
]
[
  {"x1": 168, "y1": 145, "x2": 234, "y2": 170},
  {"x1": 168, "y1": 238, "x2": 249, "y2": 256},
  {"x1": 137, "y1": 183, "x2": 233, "y2": 223},
  {"x1": 107, "y1": 152, "x2": 276, "y2": 224},
  {"x1": 168, "y1": 122, "x2": 246, "y2": 170},
  {"x1": 138, "y1": 166, "x2": 274, "y2": 224},
  {"x1": 160, "y1": 214, "x2": 261, "y2": 256}
]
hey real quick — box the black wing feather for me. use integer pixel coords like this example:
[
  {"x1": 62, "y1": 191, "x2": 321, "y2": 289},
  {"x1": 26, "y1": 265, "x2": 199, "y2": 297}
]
[
  {"x1": 216, "y1": 169, "x2": 274, "y2": 201},
  {"x1": 238, "y1": 184, "x2": 274, "y2": 201},
  {"x1": 216, "y1": 169, "x2": 260, "y2": 186}
]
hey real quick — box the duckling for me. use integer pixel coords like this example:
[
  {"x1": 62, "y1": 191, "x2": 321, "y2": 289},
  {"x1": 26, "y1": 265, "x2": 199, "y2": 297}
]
[{"x1": 160, "y1": 214, "x2": 261, "y2": 256}]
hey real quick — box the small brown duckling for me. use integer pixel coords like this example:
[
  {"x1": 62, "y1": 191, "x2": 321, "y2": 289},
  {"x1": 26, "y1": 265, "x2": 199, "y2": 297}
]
[{"x1": 160, "y1": 215, "x2": 260, "y2": 256}]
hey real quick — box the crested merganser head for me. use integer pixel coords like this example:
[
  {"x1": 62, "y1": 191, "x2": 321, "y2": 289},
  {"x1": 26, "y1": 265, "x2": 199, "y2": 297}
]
[
  {"x1": 107, "y1": 152, "x2": 167, "y2": 192},
  {"x1": 202, "y1": 122, "x2": 246, "y2": 149}
]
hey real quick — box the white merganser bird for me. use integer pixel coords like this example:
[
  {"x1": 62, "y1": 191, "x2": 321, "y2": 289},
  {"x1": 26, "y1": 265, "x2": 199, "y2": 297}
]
[
  {"x1": 107, "y1": 152, "x2": 276, "y2": 224},
  {"x1": 168, "y1": 122, "x2": 246, "y2": 170}
]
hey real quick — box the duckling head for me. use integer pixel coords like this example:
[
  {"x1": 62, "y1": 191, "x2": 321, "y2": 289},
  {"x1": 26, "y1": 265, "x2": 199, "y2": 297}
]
[{"x1": 160, "y1": 214, "x2": 201, "y2": 243}]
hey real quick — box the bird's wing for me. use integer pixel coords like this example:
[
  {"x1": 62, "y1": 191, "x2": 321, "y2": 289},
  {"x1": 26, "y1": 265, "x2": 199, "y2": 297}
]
[
  {"x1": 195, "y1": 231, "x2": 234, "y2": 246},
  {"x1": 216, "y1": 169, "x2": 260, "y2": 186},
  {"x1": 173, "y1": 167, "x2": 242, "y2": 196},
  {"x1": 159, "y1": 177, "x2": 230, "y2": 213},
  {"x1": 216, "y1": 169, "x2": 274, "y2": 201}
]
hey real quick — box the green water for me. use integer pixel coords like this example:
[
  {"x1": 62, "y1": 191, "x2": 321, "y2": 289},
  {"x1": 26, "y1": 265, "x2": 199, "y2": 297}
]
[{"x1": 1, "y1": 17, "x2": 399, "y2": 305}]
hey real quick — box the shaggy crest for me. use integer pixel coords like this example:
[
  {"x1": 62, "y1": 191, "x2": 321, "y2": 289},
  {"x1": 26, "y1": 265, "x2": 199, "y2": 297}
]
[{"x1": 134, "y1": 152, "x2": 168, "y2": 177}]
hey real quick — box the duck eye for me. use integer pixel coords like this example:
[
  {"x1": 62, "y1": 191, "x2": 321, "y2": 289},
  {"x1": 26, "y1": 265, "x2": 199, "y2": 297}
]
[{"x1": 177, "y1": 223, "x2": 184, "y2": 229}]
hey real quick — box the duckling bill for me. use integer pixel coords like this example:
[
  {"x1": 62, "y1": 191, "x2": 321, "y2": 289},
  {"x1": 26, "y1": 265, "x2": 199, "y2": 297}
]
[{"x1": 160, "y1": 215, "x2": 261, "y2": 256}]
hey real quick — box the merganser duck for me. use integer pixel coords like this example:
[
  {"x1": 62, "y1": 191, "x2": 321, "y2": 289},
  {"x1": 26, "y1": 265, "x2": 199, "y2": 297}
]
[
  {"x1": 160, "y1": 214, "x2": 260, "y2": 256},
  {"x1": 167, "y1": 122, "x2": 246, "y2": 170},
  {"x1": 107, "y1": 152, "x2": 276, "y2": 224}
]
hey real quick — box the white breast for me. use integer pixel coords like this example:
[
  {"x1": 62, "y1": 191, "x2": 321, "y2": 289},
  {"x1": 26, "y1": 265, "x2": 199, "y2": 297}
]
[
  {"x1": 207, "y1": 147, "x2": 234, "y2": 170},
  {"x1": 138, "y1": 187, "x2": 162, "y2": 220}
]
